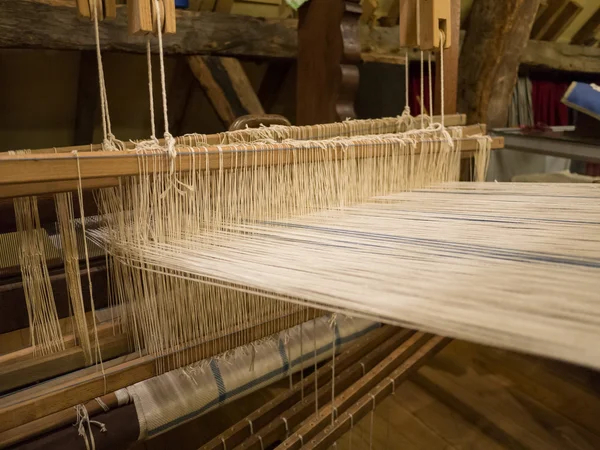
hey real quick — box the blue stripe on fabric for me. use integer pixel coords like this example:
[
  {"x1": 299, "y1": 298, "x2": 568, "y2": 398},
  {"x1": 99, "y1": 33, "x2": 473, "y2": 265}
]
[
  {"x1": 335, "y1": 322, "x2": 342, "y2": 347},
  {"x1": 279, "y1": 337, "x2": 290, "y2": 373},
  {"x1": 210, "y1": 359, "x2": 226, "y2": 403},
  {"x1": 147, "y1": 321, "x2": 380, "y2": 437}
]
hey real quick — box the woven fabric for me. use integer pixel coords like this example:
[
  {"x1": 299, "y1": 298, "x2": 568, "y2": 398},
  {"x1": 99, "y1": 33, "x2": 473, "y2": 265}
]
[{"x1": 120, "y1": 316, "x2": 379, "y2": 439}]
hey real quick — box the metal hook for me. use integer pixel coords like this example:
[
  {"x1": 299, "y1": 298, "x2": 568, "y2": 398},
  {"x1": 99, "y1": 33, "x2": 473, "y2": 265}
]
[
  {"x1": 221, "y1": 437, "x2": 227, "y2": 450},
  {"x1": 258, "y1": 435, "x2": 264, "y2": 450},
  {"x1": 360, "y1": 362, "x2": 366, "y2": 376},
  {"x1": 282, "y1": 417, "x2": 289, "y2": 439},
  {"x1": 369, "y1": 393, "x2": 376, "y2": 410},
  {"x1": 246, "y1": 418, "x2": 254, "y2": 434},
  {"x1": 388, "y1": 377, "x2": 396, "y2": 395}
]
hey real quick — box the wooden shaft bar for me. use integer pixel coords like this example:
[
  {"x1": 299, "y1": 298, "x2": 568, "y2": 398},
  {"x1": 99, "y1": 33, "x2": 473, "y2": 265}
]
[
  {"x1": 0, "y1": 310, "x2": 308, "y2": 434},
  {"x1": 235, "y1": 330, "x2": 415, "y2": 450},
  {"x1": 2, "y1": 325, "x2": 394, "y2": 448},
  {"x1": 0, "y1": 134, "x2": 488, "y2": 185},
  {"x1": 301, "y1": 336, "x2": 450, "y2": 449},
  {"x1": 0, "y1": 332, "x2": 129, "y2": 394},
  {"x1": 0, "y1": 318, "x2": 115, "y2": 365},
  {"x1": 201, "y1": 325, "x2": 396, "y2": 450},
  {"x1": 20, "y1": 114, "x2": 468, "y2": 155},
  {"x1": 279, "y1": 332, "x2": 439, "y2": 450}
]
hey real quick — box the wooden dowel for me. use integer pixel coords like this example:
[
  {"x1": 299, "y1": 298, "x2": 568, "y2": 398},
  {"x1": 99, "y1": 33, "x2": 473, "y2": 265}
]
[
  {"x1": 236, "y1": 330, "x2": 416, "y2": 450},
  {"x1": 0, "y1": 331, "x2": 128, "y2": 394},
  {"x1": 282, "y1": 334, "x2": 448, "y2": 450},
  {"x1": 0, "y1": 310, "x2": 309, "y2": 434},
  {"x1": 22, "y1": 114, "x2": 467, "y2": 155},
  {"x1": 301, "y1": 336, "x2": 450, "y2": 449},
  {"x1": 4, "y1": 326, "x2": 395, "y2": 449},
  {"x1": 0, "y1": 393, "x2": 119, "y2": 449},
  {"x1": 0, "y1": 128, "x2": 501, "y2": 197}
]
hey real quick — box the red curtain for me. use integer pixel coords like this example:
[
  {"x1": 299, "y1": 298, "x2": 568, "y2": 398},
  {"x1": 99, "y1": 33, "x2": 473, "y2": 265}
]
[
  {"x1": 408, "y1": 65, "x2": 435, "y2": 116},
  {"x1": 531, "y1": 80, "x2": 570, "y2": 126}
]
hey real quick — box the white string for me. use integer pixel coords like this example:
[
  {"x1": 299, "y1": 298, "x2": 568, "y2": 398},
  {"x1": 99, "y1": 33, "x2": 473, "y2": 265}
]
[
  {"x1": 74, "y1": 404, "x2": 107, "y2": 450},
  {"x1": 404, "y1": 50, "x2": 410, "y2": 115},
  {"x1": 95, "y1": 397, "x2": 110, "y2": 412},
  {"x1": 146, "y1": 38, "x2": 157, "y2": 141},
  {"x1": 368, "y1": 394, "x2": 376, "y2": 450},
  {"x1": 428, "y1": 52, "x2": 433, "y2": 116},
  {"x1": 440, "y1": 30, "x2": 446, "y2": 127},
  {"x1": 90, "y1": 0, "x2": 115, "y2": 149},
  {"x1": 152, "y1": 0, "x2": 176, "y2": 160}
]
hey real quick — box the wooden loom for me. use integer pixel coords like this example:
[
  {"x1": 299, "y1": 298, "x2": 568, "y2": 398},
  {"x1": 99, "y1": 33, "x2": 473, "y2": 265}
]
[{"x1": 0, "y1": 1, "x2": 504, "y2": 449}]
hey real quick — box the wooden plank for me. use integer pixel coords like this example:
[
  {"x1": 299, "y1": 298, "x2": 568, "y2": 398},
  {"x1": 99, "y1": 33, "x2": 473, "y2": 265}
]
[
  {"x1": 571, "y1": 7, "x2": 600, "y2": 46},
  {"x1": 297, "y1": 0, "x2": 361, "y2": 125},
  {"x1": 0, "y1": 0, "x2": 298, "y2": 58},
  {"x1": 0, "y1": 265, "x2": 108, "y2": 335},
  {"x1": 415, "y1": 353, "x2": 599, "y2": 450},
  {"x1": 290, "y1": 335, "x2": 450, "y2": 450},
  {"x1": 0, "y1": 310, "x2": 308, "y2": 433},
  {"x1": 444, "y1": 341, "x2": 600, "y2": 439},
  {"x1": 0, "y1": 1, "x2": 598, "y2": 74},
  {"x1": 0, "y1": 316, "x2": 111, "y2": 362},
  {"x1": 0, "y1": 333, "x2": 128, "y2": 394},
  {"x1": 0, "y1": 129, "x2": 499, "y2": 186},
  {"x1": 397, "y1": 380, "x2": 507, "y2": 450},
  {"x1": 458, "y1": 0, "x2": 541, "y2": 127},
  {"x1": 520, "y1": 39, "x2": 600, "y2": 73},
  {"x1": 188, "y1": 56, "x2": 264, "y2": 128}
]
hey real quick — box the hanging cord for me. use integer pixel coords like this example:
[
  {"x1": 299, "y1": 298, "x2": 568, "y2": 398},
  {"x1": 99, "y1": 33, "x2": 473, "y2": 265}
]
[
  {"x1": 146, "y1": 38, "x2": 158, "y2": 142},
  {"x1": 74, "y1": 151, "x2": 107, "y2": 394},
  {"x1": 329, "y1": 314, "x2": 337, "y2": 427},
  {"x1": 152, "y1": 0, "x2": 176, "y2": 164},
  {"x1": 440, "y1": 29, "x2": 446, "y2": 127},
  {"x1": 368, "y1": 394, "x2": 376, "y2": 450},
  {"x1": 428, "y1": 51, "x2": 433, "y2": 117},
  {"x1": 74, "y1": 404, "x2": 107, "y2": 450},
  {"x1": 91, "y1": 0, "x2": 116, "y2": 150},
  {"x1": 404, "y1": 50, "x2": 410, "y2": 115}
]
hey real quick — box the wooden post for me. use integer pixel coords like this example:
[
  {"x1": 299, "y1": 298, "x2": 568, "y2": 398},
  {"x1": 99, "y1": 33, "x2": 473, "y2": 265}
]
[
  {"x1": 458, "y1": 0, "x2": 542, "y2": 127},
  {"x1": 187, "y1": 56, "x2": 264, "y2": 128},
  {"x1": 434, "y1": 0, "x2": 460, "y2": 115},
  {"x1": 297, "y1": 0, "x2": 362, "y2": 125}
]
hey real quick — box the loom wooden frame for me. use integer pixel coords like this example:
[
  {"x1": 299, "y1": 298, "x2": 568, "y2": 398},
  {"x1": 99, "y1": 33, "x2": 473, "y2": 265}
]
[
  {"x1": 0, "y1": 321, "x2": 392, "y2": 447},
  {"x1": 0, "y1": 309, "x2": 312, "y2": 434},
  {"x1": 0, "y1": 125, "x2": 501, "y2": 199}
]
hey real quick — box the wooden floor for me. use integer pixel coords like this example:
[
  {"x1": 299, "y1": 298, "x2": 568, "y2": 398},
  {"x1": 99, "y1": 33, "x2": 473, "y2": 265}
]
[{"x1": 139, "y1": 339, "x2": 600, "y2": 450}]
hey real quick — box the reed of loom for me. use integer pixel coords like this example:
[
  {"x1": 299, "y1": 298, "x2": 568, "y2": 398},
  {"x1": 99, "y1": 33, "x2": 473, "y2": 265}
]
[{"x1": 0, "y1": 0, "x2": 504, "y2": 448}]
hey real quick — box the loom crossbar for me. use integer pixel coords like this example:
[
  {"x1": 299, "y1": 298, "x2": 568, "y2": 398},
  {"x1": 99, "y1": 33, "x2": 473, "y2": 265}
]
[
  {"x1": 0, "y1": 128, "x2": 502, "y2": 199},
  {"x1": 236, "y1": 329, "x2": 416, "y2": 450},
  {"x1": 281, "y1": 334, "x2": 449, "y2": 450},
  {"x1": 201, "y1": 325, "x2": 398, "y2": 450},
  {"x1": 0, "y1": 310, "x2": 309, "y2": 434},
  {"x1": 300, "y1": 336, "x2": 449, "y2": 450}
]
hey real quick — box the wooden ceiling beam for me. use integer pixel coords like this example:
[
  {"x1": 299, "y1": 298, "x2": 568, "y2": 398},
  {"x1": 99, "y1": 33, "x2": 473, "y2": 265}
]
[{"x1": 2, "y1": 1, "x2": 599, "y2": 74}]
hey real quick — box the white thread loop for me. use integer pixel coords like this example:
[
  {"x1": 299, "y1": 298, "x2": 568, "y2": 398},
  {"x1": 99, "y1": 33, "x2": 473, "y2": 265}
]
[{"x1": 95, "y1": 397, "x2": 110, "y2": 412}]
